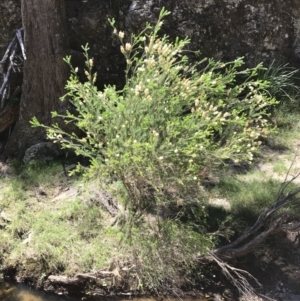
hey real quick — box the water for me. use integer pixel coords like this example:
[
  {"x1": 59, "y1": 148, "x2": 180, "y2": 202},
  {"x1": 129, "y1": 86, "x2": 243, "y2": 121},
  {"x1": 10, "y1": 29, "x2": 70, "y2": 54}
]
[
  {"x1": 0, "y1": 281, "x2": 81, "y2": 301},
  {"x1": 0, "y1": 281, "x2": 209, "y2": 301}
]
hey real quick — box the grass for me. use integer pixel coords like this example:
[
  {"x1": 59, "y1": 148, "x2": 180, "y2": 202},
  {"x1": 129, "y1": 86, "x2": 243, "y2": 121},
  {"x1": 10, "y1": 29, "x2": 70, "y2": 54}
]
[
  {"x1": 1, "y1": 112, "x2": 300, "y2": 294},
  {"x1": 0, "y1": 159, "x2": 212, "y2": 291},
  {"x1": 204, "y1": 111, "x2": 300, "y2": 243},
  {"x1": 273, "y1": 159, "x2": 289, "y2": 174},
  {"x1": 0, "y1": 161, "x2": 120, "y2": 277},
  {"x1": 257, "y1": 60, "x2": 300, "y2": 102},
  {"x1": 208, "y1": 177, "x2": 281, "y2": 232},
  {"x1": 0, "y1": 135, "x2": 299, "y2": 289}
]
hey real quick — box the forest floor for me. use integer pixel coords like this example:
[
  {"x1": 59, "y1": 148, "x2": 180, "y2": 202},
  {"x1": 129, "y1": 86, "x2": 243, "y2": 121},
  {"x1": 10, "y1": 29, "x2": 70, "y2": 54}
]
[{"x1": 1, "y1": 113, "x2": 300, "y2": 301}]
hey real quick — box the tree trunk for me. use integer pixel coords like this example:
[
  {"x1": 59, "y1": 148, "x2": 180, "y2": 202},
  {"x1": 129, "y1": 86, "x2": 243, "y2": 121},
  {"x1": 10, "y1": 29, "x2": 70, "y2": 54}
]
[{"x1": 2, "y1": 0, "x2": 69, "y2": 158}]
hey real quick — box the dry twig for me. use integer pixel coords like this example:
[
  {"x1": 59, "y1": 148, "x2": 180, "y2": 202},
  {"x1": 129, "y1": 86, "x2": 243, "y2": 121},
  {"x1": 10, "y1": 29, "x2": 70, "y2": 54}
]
[{"x1": 0, "y1": 28, "x2": 25, "y2": 107}]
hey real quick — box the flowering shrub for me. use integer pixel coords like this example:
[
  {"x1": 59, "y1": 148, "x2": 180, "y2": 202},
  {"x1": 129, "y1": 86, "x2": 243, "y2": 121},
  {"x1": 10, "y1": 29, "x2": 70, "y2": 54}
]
[{"x1": 31, "y1": 8, "x2": 277, "y2": 213}]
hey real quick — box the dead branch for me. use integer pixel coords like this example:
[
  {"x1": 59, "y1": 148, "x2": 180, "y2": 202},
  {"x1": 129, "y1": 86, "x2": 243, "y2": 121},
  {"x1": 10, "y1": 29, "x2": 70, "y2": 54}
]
[
  {"x1": 47, "y1": 268, "x2": 126, "y2": 287},
  {"x1": 47, "y1": 271, "x2": 112, "y2": 285},
  {"x1": 47, "y1": 275, "x2": 80, "y2": 285},
  {"x1": 207, "y1": 251, "x2": 261, "y2": 297},
  {"x1": 16, "y1": 28, "x2": 26, "y2": 60},
  {"x1": 197, "y1": 153, "x2": 300, "y2": 298},
  {"x1": 0, "y1": 28, "x2": 25, "y2": 109},
  {"x1": 281, "y1": 220, "x2": 300, "y2": 232},
  {"x1": 214, "y1": 187, "x2": 300, "y2": 260}
]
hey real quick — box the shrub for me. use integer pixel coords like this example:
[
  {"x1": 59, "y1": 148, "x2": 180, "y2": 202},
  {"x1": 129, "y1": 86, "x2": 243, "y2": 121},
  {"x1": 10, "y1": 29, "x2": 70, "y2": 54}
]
[{"x1": 31, "y1": 8, "x2": 277, "y2": 215}]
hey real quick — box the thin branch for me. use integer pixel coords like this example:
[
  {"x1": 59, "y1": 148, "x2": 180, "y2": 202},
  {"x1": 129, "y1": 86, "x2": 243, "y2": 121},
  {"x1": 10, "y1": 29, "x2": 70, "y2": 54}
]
[
  {"x1": 207, "y1": 251, "x2": 261, "y2": 296},
  {"x1": 0, "y1": 28, "x2": 25, "y2": 107},
  {"x1": 16, "y1": 28, "x2": 26, "y2": 60},
  {"x1": 215, "y1": 185, "x2": 300, "y2": 256},
  {"x1": 0, "y1": 36, "x2": 17, "y2": 73},
  {"x1": 276, "y1": 146, "x2": 300, "y2": 196}
]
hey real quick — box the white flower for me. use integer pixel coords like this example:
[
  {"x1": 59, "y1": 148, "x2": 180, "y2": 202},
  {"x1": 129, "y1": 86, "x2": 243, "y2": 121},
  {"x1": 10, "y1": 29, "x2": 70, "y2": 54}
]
[
  {"x1": 152, "y1": 130, "x2": 159, "y2": 137},
  {"x1": 118, "y1": 31, "x2": 125, "y2": 39},
  {"x1": 174, "y1": 149, "x2": 178, "y2": 153},
  {"x1": 159, "y1": 156, "x2": 164, "y2": 160},
  {"x1": 125, "y1": 43, "x2": 132, "y2": 51}
]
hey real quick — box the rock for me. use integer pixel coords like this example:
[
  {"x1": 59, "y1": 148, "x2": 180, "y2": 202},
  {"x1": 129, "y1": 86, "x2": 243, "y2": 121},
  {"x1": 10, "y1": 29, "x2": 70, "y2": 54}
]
[
  {"x1": 286, "y1": 294, "x2": 300, "y2": 301},
  {"x1": 2, "y1": 0, "x2": 300, "y2": 93},
  {"x1": 212, "y1": 294, "x2": 223, "y2": 301},
  {"x1": 1, "y1": 0, "x2": 300, "y2": 157},
  {"x1": 0, "y1": 210, "x2": 11, "y2": 222},
  {"x1": 52, "y1": 187, "x2": 79, "y2": 202},
  {"x1": 208, "y1": 198, "x2": 231, "y2": 211},
  {"x1": 21, "y1": 231, "x2": 33, "y2": 244},
  {"x1": 23, "y1": 142, "x2": 60, "y2": 164},
  {"x1": 90, "y1": 187, "x2": 119, "y2": 216}
]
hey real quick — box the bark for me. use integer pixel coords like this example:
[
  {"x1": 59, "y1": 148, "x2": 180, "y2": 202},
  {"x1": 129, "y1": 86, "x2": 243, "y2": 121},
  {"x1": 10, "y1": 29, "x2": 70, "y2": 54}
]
[
  {"x1": 2, "y1": 0, "x2": 69, "y2": 158},
  {"x1": 0, "y1": 103, "x2": 19, "y2": 134}
]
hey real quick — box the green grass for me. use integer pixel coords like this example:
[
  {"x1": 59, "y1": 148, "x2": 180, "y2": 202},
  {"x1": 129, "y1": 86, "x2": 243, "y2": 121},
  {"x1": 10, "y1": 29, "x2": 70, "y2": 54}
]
[
  {"x1": 0, "y1": 160, "x2": 212, "y2": 290},
  {"x1": 208, "y1": 176, "x2": 292, "y2": 237},
  {"x1": 205, "y1": 110, "x2": 300, "y2": 244},
  {"x1": 0, "y1": 161, "x2": 120, "y2": 277},
  {"x1": 258, "y1": 60, "x2": 300, "y2": 102},
  {"x1": 273, "y1": 159, "x2": 289, "y2": 175}
]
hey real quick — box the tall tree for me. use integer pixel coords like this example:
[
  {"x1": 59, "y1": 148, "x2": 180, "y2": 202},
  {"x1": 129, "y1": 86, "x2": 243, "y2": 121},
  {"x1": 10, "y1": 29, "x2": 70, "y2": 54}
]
[{"x1": 2, "y1": 0, "x2": 69, "y2": 158}]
